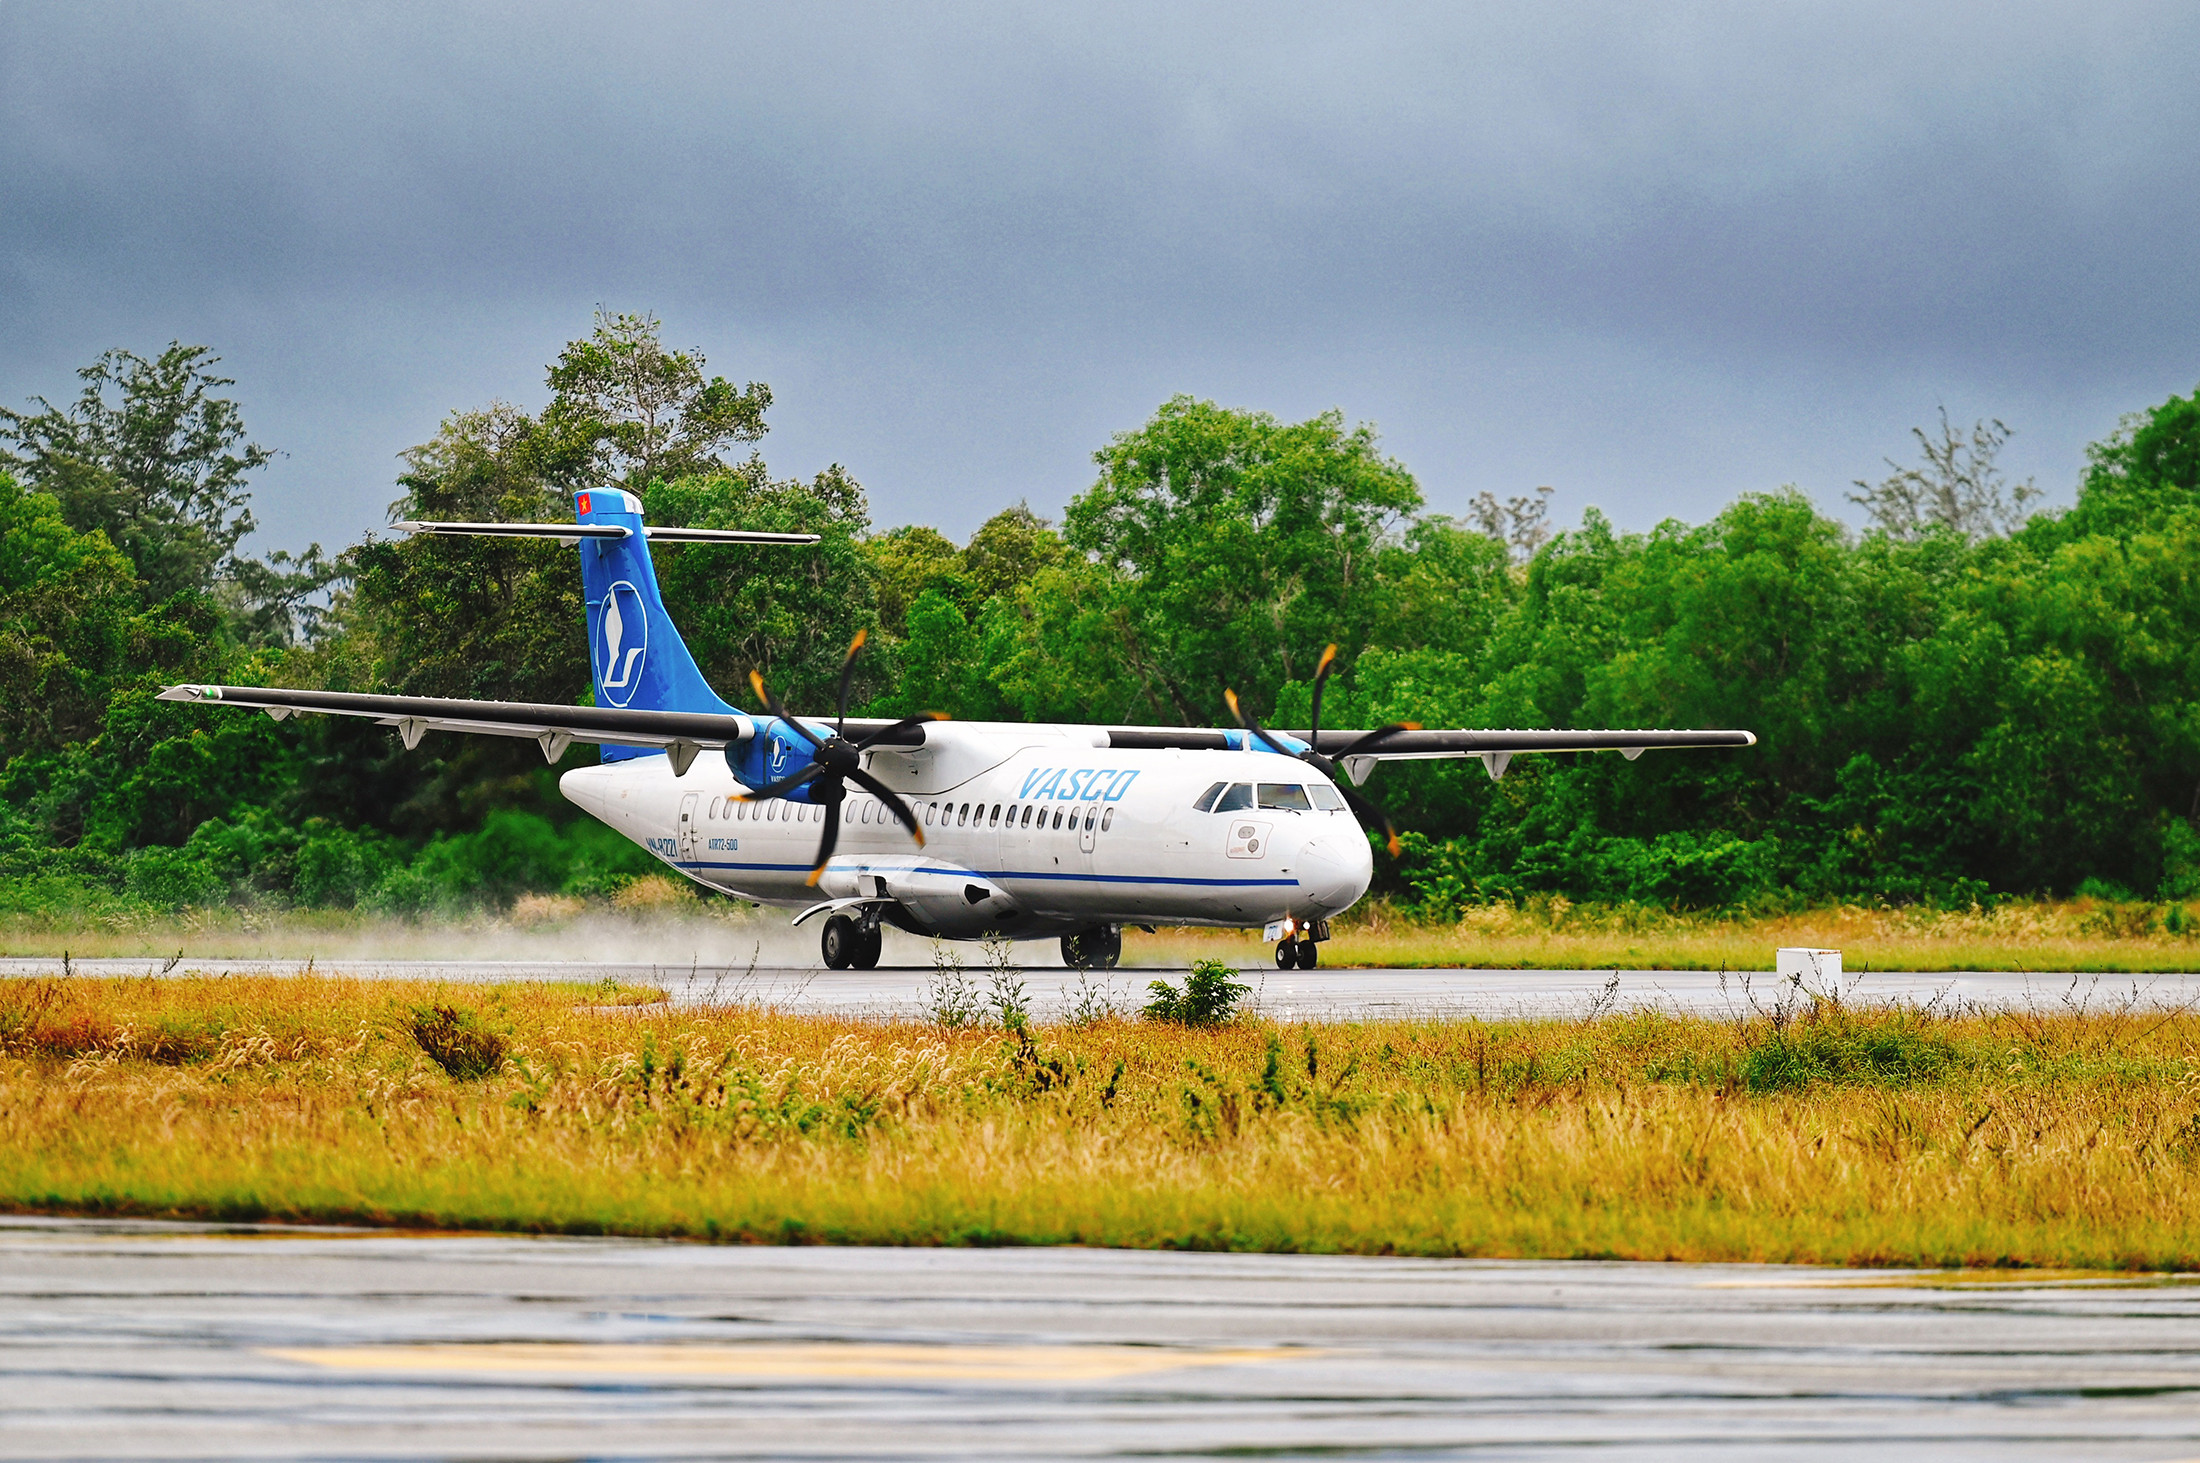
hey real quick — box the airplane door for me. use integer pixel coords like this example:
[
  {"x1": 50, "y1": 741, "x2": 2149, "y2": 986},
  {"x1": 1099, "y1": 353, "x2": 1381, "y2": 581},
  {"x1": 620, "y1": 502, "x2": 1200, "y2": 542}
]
[
  {"x1": 1078, "y1": 803, "x2": 1098, "y2": 855},
  {"x1": 677, "y1": 792, "x2": 700, "y2": 861}
]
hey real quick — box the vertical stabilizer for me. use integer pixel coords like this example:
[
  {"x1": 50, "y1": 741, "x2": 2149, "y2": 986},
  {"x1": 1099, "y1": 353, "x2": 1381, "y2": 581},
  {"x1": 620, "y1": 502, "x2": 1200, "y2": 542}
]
[{"x1": 574, "y1": 490, "x2": 737, "y2": 760}]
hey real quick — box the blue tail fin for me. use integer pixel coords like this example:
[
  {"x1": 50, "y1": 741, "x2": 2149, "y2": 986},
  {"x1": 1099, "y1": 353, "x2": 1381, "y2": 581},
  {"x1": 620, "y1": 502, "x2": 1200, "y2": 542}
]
[{"x1": 574, "y1": 489, "x2": 737, "y2": 761}]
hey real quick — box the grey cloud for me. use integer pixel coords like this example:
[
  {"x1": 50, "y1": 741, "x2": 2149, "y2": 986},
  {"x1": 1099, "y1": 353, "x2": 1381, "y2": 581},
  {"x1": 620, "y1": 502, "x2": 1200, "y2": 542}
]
[{"x1": 2, "y1": 1, "x2": 2196, "y2": 553}]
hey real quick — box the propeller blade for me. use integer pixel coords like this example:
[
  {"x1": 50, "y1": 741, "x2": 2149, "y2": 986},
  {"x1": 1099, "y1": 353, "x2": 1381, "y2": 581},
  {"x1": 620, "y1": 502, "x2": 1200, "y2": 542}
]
[
  {"x1": 749, "y1": 669, "x2": 825, "y2": 750},
  {"x1": 1338, "y1": 780, "x2": 1404, "y2": 858},
  {"x1": 805, "y1": 799, "x2": 842, "y2": 887},
  {"x1": 1224, "y1": 688, "x2": 1294, "y2": 757},
  {"x1": 835, "y1": 628, "x2": 867, "y2": 735},
  {"x1": 1332, "y1": 722, "x2": 1422, "y2": 760},
  {"x1": 1308, "y1": 643, "x2": 1338, "y2": 744},
  {"x1": 854, "y1": 711, "x2": 947, "y2": 750},
  {"x1": 849, "y1": 766, "x2": 926, "y2": 846},
  {"x1": 733, "y1": 763, "x2": 823, "y2": 801}
]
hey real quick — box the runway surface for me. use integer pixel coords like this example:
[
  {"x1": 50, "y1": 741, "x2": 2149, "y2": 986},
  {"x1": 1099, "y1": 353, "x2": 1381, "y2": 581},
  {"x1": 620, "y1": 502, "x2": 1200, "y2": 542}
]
[
  {"x1": 4, "y1": 1217, "x2": 2199, "y2": 1461},
  {"x1": 6, "y1": 954, "x2": 2196, "y2": 1020}
]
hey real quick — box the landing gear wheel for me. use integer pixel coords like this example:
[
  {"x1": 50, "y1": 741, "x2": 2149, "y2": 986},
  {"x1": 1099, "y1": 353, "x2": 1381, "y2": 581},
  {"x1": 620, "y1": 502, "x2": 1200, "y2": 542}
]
[
  {"x1": 1275, "y1": 940, "x2": 1299, "y2": 970},
  {"x1": 821, "y1": 915, "x2": 858, "y2": 970},
  {"x1": 1062, "y1": 927, "x2": 1123, "y2": 970},
  {"x1": 851, "y1": 922, "x2": 883, "y2": 970},
  {"x1": 1293, "y1": 937, "x2": 1319, "y2": 969}
]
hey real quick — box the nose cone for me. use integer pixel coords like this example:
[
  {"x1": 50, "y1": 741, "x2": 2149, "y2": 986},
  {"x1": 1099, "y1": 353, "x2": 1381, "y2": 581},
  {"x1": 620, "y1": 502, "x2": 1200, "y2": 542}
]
[{"x1": 1294, "y1": 827, "x2": 1373, "y2": 915}]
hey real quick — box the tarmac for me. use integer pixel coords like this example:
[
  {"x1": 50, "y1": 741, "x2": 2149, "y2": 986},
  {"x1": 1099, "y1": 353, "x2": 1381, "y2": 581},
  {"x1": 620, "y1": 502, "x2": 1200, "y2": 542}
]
[
  {"x1": 4, "y1": 954, "x2": 2196, "y2": 1021},
  {"x1": 5, "y1": 1217, "x2": 2199, "y2": 1461}
]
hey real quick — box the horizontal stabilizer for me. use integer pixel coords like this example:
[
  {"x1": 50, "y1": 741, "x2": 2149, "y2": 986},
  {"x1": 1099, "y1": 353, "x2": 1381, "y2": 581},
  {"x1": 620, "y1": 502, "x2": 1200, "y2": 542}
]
[{"x1": 393, "y1": 520, "x2": 820, "y2": 546}]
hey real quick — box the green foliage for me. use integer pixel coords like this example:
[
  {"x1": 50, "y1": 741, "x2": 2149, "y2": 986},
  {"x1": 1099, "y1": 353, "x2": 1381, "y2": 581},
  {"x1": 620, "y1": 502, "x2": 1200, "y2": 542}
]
[
  {"x1": 1066, "y1": 395, "x2": 1423, "y2": 720},
  {"x1": 10, "y1": 316, "x2": 2200, "y2": 920},
  {"x1": 1143, "y1": 959, "x2": 1250, "y2": 1025}
]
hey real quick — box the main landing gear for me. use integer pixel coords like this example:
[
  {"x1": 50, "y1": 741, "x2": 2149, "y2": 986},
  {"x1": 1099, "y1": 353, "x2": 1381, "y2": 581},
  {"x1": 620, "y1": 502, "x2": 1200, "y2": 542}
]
[
  {"x1": 1061, "y1": 925, "x2": 1123, "y2": 970},
  {"x1": 821, "y1": 913, "x2": 883, "y2": 970}
]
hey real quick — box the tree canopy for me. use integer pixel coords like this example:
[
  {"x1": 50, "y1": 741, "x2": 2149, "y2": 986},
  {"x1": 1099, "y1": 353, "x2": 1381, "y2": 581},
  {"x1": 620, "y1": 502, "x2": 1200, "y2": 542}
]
[{"x1": 8, "y1": 313, "x2": 2200, "y2": 918}]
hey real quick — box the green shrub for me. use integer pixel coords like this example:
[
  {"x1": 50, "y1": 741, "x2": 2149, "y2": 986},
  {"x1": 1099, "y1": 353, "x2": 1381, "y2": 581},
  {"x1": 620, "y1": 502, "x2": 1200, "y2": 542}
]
[
  {"x1": 1740, "y1": 1018, "x2": 1957, "y2": 1092},
  {"x1": 1144, "y1": 959, "x2": 1249, "y2": 1026}
]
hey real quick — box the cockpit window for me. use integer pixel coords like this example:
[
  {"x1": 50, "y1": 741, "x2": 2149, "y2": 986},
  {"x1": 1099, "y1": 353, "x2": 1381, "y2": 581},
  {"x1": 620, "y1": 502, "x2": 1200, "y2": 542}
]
[
  {"x1": 1308, "y1": 782, "x2": 1347, "y2": 811},
  {"x1": 1212, "y1": 783, "x2": 1254, "y2": 813},
  {"x1": 1193, "y1": 781, "x2": 1226, "y2": 812},
  {"x1": 1258, "y1": 783, "x2": 1311, "y2": 811}
]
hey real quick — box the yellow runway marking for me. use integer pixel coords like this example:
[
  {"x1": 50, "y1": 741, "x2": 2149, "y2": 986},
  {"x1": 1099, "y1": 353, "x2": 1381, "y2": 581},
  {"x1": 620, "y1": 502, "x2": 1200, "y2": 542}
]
[{"x1": 264, "y1": 1341, "x2": 1313, "y2": 1383}]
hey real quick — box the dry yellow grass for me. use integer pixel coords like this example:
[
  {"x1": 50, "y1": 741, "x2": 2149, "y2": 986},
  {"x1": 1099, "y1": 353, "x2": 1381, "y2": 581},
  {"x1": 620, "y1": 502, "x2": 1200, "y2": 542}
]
[
  {"x1": 1135, "y1": 897, "x2": 2200, "y2": 973},
  {"x1": 5, "y1": 974, "x2": 2200, "y2": 1268}
]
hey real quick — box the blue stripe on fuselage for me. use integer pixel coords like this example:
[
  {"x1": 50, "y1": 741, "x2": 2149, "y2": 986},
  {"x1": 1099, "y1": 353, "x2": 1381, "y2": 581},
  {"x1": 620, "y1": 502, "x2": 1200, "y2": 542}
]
[{"x1": 674, "y1": 860, "x2": 1298, "y2": 888}]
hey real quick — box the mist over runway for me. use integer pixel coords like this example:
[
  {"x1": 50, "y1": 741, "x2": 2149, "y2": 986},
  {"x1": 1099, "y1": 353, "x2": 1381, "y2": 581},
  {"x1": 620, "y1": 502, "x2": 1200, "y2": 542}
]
[{"x1": 6, "y1": 954, "x2": 2195, "y2": 1022}]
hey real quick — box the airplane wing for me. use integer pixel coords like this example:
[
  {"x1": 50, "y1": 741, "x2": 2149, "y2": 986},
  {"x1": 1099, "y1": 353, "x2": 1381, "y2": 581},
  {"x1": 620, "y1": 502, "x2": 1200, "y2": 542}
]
[
  {"x1": 162, "y1": 683, "x2": 1746, "y2": 784},
  {"x1": 154, "y1": 684, "x2": 912, "y2": 776},
  {"x1": 1092, "y1": 723, "x2": 1754, "y2": 781}
]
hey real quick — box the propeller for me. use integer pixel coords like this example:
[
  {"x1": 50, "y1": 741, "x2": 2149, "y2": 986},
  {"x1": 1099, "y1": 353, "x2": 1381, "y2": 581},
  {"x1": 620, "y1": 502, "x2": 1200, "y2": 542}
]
[
  {"x1": 739, "y1": 630, "x2": 945, "y2": 886},
  {"x1": 1226, "y1": 644, "x2": 1420, "y2": 857}
]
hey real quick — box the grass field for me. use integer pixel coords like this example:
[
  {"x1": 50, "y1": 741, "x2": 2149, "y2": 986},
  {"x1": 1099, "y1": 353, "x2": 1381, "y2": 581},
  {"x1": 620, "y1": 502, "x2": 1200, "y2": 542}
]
[
  {"x1": 5, "y1": 973, "x2": 2199, "y2": 1269},
  {"x1": 10, "y1": 889, "x2": 2200, "y2": 974}
]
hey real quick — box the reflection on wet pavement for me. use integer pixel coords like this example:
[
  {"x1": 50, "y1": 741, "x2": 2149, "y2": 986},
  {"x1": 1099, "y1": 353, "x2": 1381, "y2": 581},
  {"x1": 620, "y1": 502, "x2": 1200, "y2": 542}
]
[{"x1": 5, "y1": 1217, "x2": 2200, "y2": 1460}]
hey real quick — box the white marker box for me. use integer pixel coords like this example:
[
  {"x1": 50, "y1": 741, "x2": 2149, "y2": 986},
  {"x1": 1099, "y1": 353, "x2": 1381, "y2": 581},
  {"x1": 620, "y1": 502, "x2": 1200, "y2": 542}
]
[{"x1": 1776, "y1": 947, "x2": 1842, "y2": 984}]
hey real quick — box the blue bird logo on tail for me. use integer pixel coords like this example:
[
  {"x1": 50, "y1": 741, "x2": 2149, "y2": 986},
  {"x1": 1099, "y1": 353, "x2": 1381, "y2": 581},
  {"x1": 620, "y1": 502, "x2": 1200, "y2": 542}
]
[{"x1": 594, "y1": 580, "x2": 650, "y2": 706}]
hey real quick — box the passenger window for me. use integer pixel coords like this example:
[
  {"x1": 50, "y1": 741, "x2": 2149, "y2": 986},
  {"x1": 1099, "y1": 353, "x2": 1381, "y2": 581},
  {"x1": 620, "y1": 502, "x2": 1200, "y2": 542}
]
[
  {"x1": 1213, "y1": 783, "x2": 1254, "y2": 813},
  {"x1": 1193, "y1": 781, "x2": 1226, "y2": 812},
  {"x1": 1020, "y1": 805, "x2": 1032, "y2": 827},
  {"x1": 955, "y1": 803, "x2": 967, "y2": 827},
  {"x1": 1051, "y1": 807, "x2": 1064, "y2": 830},
  {"x1": 988, "y1": 804, "x2": 1000, "y2": 826},
  {"x1": 1101, "y1": 807, "x2": 1114, "y2": 831},
  {"x1": 1309, "y1": 783, "x2": 1346, "y2": 811},
  {"x1": 1084, "y1": 808, "x2": 1096, "y2": 831},
  {"x1": 1258, "y1": 783, "x2": 1311, "y2": 811}
]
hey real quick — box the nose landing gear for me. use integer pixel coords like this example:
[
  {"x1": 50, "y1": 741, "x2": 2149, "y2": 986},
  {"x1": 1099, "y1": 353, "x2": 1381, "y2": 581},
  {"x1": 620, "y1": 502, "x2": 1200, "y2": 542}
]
[{"x1": 1268, "y1": 917, "x2": 1329, "y2": 970}]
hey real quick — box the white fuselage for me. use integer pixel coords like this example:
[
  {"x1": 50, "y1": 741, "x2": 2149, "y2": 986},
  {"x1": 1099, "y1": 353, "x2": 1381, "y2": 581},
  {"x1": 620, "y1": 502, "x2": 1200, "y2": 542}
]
[{"x1": 559, "y1": 722, "x2": 1373, "y2": 939}]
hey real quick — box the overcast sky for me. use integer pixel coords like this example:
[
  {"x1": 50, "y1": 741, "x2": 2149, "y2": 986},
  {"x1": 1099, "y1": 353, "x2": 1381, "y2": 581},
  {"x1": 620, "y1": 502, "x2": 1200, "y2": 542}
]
[{"x1": 4, "y1": 1, "x2": 2197, "y2": 556}]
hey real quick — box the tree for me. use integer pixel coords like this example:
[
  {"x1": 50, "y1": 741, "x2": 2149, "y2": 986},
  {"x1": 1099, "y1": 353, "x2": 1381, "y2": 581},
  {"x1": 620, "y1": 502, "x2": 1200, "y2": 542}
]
[
  {"x1": 1463, "y1": 485, "x2": 1556, "y2": 562},
  {"x1": 540, "y1": 311, "x2": 771, "y2": 489},
  {"x1": 1064, "y1": 397, "x2": 1422, "y2": 721},
  {"x1": 0, "y1": 343, "x2": 338, "y2": 644},
  {"x1": 1849, "y1": 408, "x2": 2041, "y2": 541},
  {"x1": 647, "y1": 462, "x2": 880, "y2": 708},
  {"x1": 0, "y1": 344, "x2": 269, "y2": 601},
  {"x1": 0, "y1": 473, "x2": 214, "y2": 760},
  {"x1": 863, "y1": 524, "x2": 966, "y2": 640}
]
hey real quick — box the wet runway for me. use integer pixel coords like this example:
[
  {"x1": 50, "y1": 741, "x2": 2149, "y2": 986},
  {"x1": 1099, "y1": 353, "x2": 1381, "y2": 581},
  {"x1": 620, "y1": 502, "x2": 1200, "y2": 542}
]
[
  {"x1": 4, "y1": 1217, "x2": 2199, "y2": 1461},
  {"x1": 6, "y1": 954, "x2": 2196, "y2": 1021}
]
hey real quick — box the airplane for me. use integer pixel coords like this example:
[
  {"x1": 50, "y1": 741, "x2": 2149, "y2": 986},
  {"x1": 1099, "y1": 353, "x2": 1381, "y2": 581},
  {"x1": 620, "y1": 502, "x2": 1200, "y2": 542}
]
[{"x1": 160, "y1": 488, "x2": 1756, "y2": 972}]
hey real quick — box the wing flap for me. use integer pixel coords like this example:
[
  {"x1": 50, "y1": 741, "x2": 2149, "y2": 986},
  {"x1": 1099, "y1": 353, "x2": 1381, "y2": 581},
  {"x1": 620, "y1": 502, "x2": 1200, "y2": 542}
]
[{"x1": 158, "y1": 684, "x2": 755, "y2": 752}]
